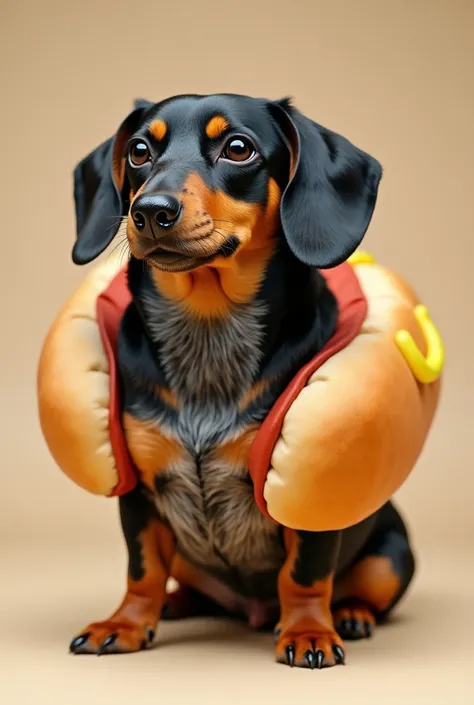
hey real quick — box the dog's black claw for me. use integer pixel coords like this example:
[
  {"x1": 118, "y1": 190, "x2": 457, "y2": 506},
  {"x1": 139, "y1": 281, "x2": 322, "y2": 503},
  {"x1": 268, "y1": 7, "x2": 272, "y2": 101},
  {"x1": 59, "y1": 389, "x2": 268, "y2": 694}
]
[
  {"x1": 315, "y1": 649, "x2": 325, "y2": 669},
  {"x1": 98, "y1": 633, "x2": 118, "y2": 655},
  {"x1": 305, "y1": 650, "x2": 316, "y2": 670},
  {"x1": 69, "y1": 633, "x2": 90, "y2": 652},
  {"x1": 352, "y1": 619, "x2": 364, "y2": 636},
  {"x1": 146, "y1": 627, "x2": 155, "y2": 644},
  {"x1": 286, "y1": 644, "x2": 295, "y2": 667},
  {"x1": 333, "y1": 644, "x2": 346, "y2": 665},
  {"x1": 364, "y1": 621, "x2": 374, "y2": 638}
]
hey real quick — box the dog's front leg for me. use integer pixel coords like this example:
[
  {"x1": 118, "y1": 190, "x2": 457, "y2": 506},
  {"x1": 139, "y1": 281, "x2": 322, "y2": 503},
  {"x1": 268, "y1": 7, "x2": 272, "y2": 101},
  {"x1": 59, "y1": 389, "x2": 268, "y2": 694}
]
[
  {"x1": 70, "y1": 486, "x2": 175, "y2": 655},
  {"x1": 275, "y1": 529, "x2": 345, "y2": 669}
]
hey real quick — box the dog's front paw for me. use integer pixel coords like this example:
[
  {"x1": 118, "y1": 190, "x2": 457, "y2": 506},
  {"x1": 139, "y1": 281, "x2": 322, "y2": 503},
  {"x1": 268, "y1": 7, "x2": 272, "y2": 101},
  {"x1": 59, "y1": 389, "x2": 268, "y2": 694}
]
[
  {"x1": 69, "y1": 620, "x2": 156, "y2": 655},
  {"x1": 274, "y1": 624, "x2": 345, "y2": 669}
]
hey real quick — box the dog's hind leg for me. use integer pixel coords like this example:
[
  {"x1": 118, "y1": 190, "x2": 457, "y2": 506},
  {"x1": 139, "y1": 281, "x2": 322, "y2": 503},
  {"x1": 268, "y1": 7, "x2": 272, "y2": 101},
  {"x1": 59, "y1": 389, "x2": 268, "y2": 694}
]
[{"x1": 332, "y1": 501, "x2": 416, "y2": 641}]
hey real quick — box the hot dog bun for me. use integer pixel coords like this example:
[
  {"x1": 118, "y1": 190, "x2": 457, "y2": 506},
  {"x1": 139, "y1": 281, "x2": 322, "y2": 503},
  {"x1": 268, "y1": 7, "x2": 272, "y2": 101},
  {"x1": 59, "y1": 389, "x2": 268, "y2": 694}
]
[
  {"x1": 38, "y1": 255, "x2": 442, "y2": 531},
  {"x1": 37, "y1": 254, "x2": 124, "y2": 495},
  {"x1": 262, "y1": 261, "x2": 441, "y2": 531}
]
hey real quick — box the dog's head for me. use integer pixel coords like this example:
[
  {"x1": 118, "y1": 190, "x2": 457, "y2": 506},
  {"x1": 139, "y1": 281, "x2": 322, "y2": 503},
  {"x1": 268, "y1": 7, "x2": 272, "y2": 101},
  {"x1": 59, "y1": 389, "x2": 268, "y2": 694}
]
[{"x1": 72, "y1": 94, "x2": 382, "y2": 272}]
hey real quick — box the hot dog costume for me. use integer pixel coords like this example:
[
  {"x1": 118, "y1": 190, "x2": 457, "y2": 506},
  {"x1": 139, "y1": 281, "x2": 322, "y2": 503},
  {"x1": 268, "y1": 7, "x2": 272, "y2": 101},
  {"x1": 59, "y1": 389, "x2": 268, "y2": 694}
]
[{"x1": 37, "y1": 251, "x2": 444, "y2": 532}]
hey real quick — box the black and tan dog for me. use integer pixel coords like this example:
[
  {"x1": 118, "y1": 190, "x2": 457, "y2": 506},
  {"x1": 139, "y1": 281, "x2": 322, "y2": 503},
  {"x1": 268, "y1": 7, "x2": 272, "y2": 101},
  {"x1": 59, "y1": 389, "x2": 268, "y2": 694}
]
[{"x1": 69, "y1": 93, "x2": 415, "y2": 668}]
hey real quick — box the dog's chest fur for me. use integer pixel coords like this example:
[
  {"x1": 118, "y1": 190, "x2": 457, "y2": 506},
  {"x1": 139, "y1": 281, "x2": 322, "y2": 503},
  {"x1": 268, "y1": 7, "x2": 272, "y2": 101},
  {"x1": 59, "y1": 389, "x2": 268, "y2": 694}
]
[{"x1": 137, "y1": 292, "x2": 285, "y2": 581}]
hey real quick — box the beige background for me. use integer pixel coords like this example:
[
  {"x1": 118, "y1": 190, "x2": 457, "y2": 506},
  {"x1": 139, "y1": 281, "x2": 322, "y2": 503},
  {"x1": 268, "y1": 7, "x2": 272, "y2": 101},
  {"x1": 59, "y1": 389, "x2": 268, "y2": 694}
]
[{"x1": 1, "y1": 0, "x2": 473, "y2": 702}]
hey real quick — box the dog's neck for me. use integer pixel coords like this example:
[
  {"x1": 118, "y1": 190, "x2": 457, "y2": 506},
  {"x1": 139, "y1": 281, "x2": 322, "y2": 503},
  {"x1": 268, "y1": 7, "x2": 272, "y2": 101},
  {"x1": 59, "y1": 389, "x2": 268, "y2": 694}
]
[
  {"x1": 127, "y1": 241, "x2": 338, "y2": 404},
  {"x1": 147, "y1": 241, "x2": 276, "y2": 319}
]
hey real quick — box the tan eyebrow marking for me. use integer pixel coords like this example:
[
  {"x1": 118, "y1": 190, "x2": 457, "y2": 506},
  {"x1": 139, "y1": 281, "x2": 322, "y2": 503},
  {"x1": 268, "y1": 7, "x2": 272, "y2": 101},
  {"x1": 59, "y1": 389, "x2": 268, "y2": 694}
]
[
  {"x1": 205, "y1": 115, "x2": 229, "y2": 139},
  {"x1": 149, "y1": 119, "x2": 167, "y2": 141}
]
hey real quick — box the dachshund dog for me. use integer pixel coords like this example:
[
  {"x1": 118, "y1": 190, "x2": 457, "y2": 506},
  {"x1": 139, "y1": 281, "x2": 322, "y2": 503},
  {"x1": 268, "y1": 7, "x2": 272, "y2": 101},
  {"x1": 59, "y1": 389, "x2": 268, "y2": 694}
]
[{"x1": 68, "y1": 94, "x2": 415, "y2": 668}]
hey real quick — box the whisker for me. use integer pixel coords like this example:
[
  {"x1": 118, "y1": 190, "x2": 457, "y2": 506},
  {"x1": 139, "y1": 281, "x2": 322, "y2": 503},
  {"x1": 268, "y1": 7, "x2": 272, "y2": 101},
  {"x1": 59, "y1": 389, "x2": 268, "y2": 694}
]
[
  {"x1": 215, "y1": 242, "x2": 234, "y2": 256},
  {"x1": 194, "y1": 229, "x2": 225, "y2": 254},
  {"x1": 107, "y1": 243, "x2": 128, "y2": 266},
  {"x1": 118, "y1": 241, "x2": 131, "y2": 267},
  {"x1": 106, "y1": 220, "x2": 130, "y2": 264},
  {"x1": 108, "y1": 234, "x2": 127, "y2": 255},
  {"x1": 189, "y1": 231, "x2": 221, "y2": 243},
  {"x1": 104, "y1": 219, "x2": 126, "y2": 234},
  {"x1": 213, "y1": 229, "x2": 239, "y2": 256},
  {"x1": 213, "y1": 228, "x2": 233, "y2": 241}
]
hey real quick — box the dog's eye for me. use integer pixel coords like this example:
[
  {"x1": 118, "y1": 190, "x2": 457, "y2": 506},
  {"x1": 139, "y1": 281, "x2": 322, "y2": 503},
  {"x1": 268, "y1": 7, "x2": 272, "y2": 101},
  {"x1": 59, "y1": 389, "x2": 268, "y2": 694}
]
[
  {"x1": 129, "y1": 141, "x2": 151, "y2": 167},
  {"x1": 221, "y1": 137, "x2": 256, "y2": 163}
]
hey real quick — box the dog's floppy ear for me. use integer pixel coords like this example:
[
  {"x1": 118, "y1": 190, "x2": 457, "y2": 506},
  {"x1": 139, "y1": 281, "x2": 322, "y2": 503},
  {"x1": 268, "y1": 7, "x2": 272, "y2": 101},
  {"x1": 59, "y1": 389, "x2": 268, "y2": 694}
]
[
  {"x1": 268, "y1": 99, "x2": 382, "y2": 268},
  {"x1": 72, "y1": 100, "x2": 154, "y2": 265}
]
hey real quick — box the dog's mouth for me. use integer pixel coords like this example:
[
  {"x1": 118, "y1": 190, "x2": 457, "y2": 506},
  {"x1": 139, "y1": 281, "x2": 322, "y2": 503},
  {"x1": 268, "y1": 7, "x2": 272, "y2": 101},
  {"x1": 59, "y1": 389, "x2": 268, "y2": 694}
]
[
  {"x1": 147, "y1": 246, "x2": 215, "y2": 272},
  {"x1": 146, "y1": 235, "x2": 241, "y2": 273}
]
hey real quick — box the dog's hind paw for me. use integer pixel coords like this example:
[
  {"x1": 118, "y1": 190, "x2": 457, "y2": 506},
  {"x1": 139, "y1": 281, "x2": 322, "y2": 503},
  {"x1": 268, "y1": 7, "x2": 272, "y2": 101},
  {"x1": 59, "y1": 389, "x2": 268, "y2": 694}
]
[{"x1": 333, "y1": 602, "x2": 375, "y2": 641}]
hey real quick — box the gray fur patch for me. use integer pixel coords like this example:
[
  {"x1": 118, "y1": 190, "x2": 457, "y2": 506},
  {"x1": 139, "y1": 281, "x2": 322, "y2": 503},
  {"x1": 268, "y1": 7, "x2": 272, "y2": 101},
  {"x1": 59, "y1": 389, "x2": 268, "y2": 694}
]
[
  {"x1": 136, "y1": 289, "x2": 284, "y2": 589},
  {"x1": 142, "y1": 292, "x2": 266, "y2": 404}
]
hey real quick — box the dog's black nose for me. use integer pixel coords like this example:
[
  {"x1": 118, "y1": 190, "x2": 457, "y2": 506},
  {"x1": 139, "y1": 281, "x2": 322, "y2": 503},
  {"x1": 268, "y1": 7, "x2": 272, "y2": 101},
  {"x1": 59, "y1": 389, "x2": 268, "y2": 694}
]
[{"x1": 131, "y1": 194, "x2": 182, "y2": 233}]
